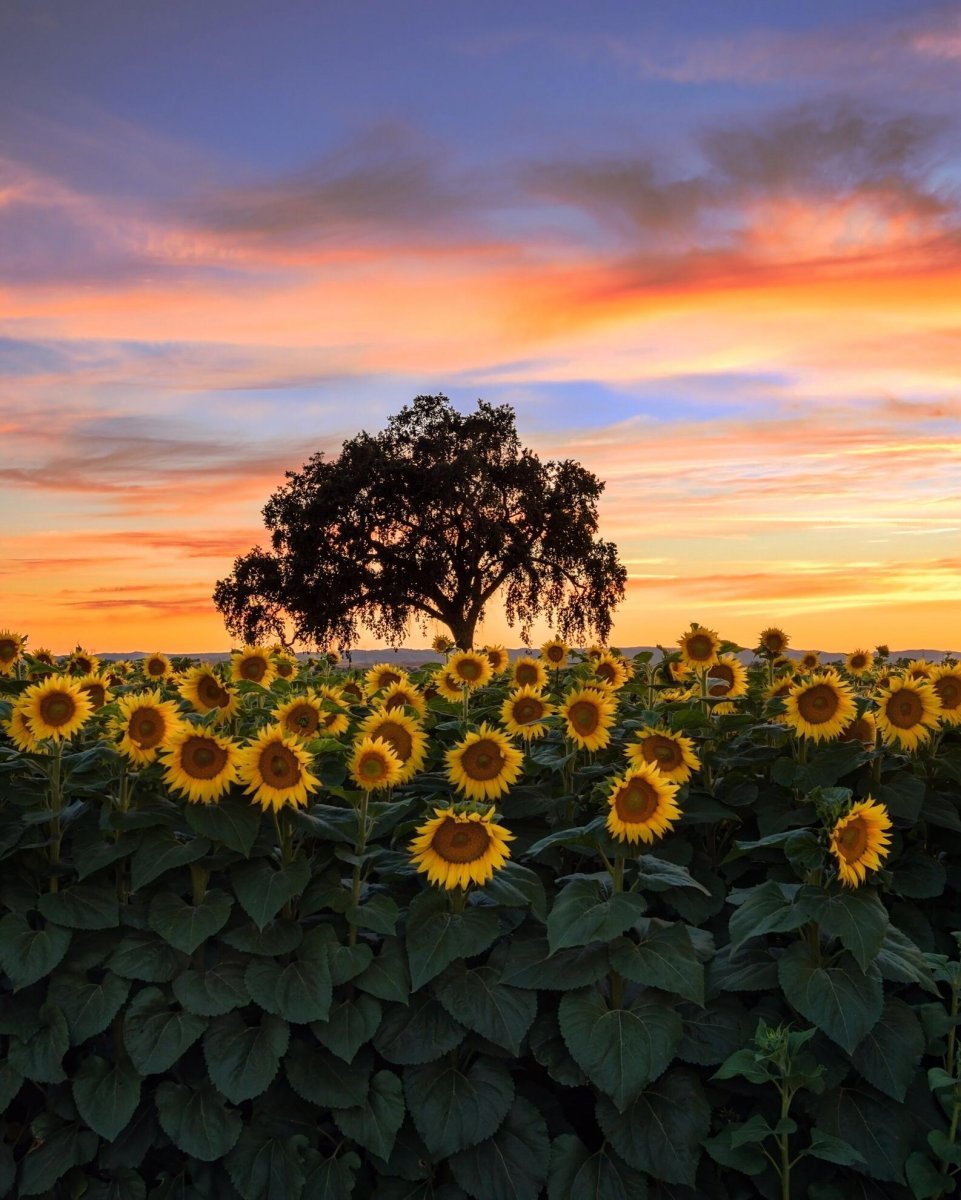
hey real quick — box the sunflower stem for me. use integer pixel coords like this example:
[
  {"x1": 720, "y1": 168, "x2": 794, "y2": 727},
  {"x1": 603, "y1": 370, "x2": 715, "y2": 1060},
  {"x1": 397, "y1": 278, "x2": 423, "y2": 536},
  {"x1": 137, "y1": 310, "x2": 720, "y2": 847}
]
[
  {"x1": 48, "y1": 740, "x2": 64, "y2": 893},
  {"x1": 347, "y1": 790, "x2": 371, "y2": 946},
  {"x1": 450, "y1": 887, "x2": 467, "y2": 915},
  {"x1": 777, "y1": 1080, "x2": 793, "y2": 1200},
  {"x1": 607, "y1": 855, "x2": 626, "y2": 1008}
]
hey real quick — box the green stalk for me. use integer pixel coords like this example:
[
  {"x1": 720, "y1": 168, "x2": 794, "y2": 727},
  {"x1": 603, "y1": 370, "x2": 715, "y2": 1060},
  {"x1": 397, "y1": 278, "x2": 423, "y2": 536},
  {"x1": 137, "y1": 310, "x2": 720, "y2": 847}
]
[
  {"x1": 48, "y1": 741, "x2": 64, "y2": 893},
  {"x1": 608, "y1": 855, "x2": 626, "y2": 1009},
  {"x1": 347, "y1": 791, "x2": 371, "y2": 946},
  {"x1": 778, "y1": 1081, "x2": 793, "y2": 1200}
]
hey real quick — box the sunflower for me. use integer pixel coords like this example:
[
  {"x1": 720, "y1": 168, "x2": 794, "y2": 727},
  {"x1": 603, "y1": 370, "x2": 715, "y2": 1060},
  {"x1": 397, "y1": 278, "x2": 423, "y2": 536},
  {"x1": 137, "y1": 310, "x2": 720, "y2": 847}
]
[
  {"x1": 905, "y1": 658, "x2": 935, "y2": 681},
  {"x1": 626, "y1": 725, "x2": 699, "y2": 784},
  {"x1": 445, "y1": 723, "x2": 524, "y2": 802},
  {"x1": 845, "y1": 649, "x2": 873, "y2": 675},
  {"x1": 359, "y1": 709, "x2": 428, "y2": 783},
  {"x1": 77, "y1": 673, "x2": 110, "y2": 711},
  {"x1": 561, "y1": 687, "x2": 617, "y2": 752},
  {"x1": 409, "y1": 805, "x2": 513, "y2": 890},
  {"x1": 483, "y1": 644, "x2": 510, "y2": 675},
  {"x1": 781, "y1": 672, "x2": 857, "y2": 742},
  {"x1": 798, "y1": 651, "x2": 821, "y2": 672},
  {"x1": 160, "y1": 726, "x2": 241, "y2": 805},
  {"x1": 931, "y1": 665, "x2": 961, "y2": 727},
  {"x1": 0, "y1": 630, "x2": 25, "y2": 676},
  {"x1": 838, "y1": 712, "x2": 877, "y2": 748},
  {"x1": 178, "y1": 665, "x2": 239, "y2": 720},
  {"x1": 447, "y1": 650, "x2": 493, "y2": 690},
  {"x1": 678, "y1": 624, "x2": 721, "y2": 670},
  {"x1": 511, "y1": 656, "x2": 549, "y2": 691},
  {"x1": 349, "y1": 736, "x2": 403, "y2": 792},
  {"x1": 379, "y1": 682, "x2": 427, "y2": 719},
  {"x1": 65, "y1": 649, "x2": 98, "y2": 676},
  {"x1": 3, "y1": 699, "x2": 40, "y2": 752},
  {"x1": 605, "y1": 763, "x2": 682, "y2": 845},
  {"x1": 585, "y1": 644, "x2": 606, "y2": 662},
  {"x1": 541, "y1": 638, "x2": 569, "y2": 667},
  {"x1": 431, "y1": 634, "x2": 455, "y2": 655},
  {"x1": 434, "y1": 668, "x2": 467, "y2": 703},
  {"x1": 142, "y1": 653, "x2": 172, "y2": 682},
  {"x1": 364, "y1": 663, "x2": 409, "y2": 696},
  {"x1": 32, "y1": 648, "x2": 55, "y2": 667},
  {"x1": 667, "y1": 659, "x2": 692, "y2": 683},
  {"x1": 340, "y1": 679, "x2": 365, "y2": 704},
  {"x1": 114, "y1": 691, "x2": 184, "y2": 765},
  {"x1": 272, "y1": 651, "x2": 299, "y2": 680},
  {"x1": 314, "y1": 685, "x2": 353, "y2": 736},
  {"x1": 706, "y1": 655, "x2": 748, "y2": 700},
  {"x1": 593, "y1": 652, "x2": 630, "y2": 692},
  {"x1": 874, "y1": 678, "x2": 941, "y2": 751},
  {"x1": 830, "y1": 799, "x2": 892, "y2": 888},
  {"x1": 231, "y1": 646, "x2": 276, "y2": 688},
  {"x1": 273, "y1": 692, "x2": 327, "y2": 740},
  {"x1": 23, "y1": 677, "x2": 93, "y2": 741},
  {"x1": 500, "y1": 686, "x2": 554, "y2": 741},
  {"x1": 237, "y1": 726, "x2": 319, "y2": 812},
  {"x1": 757, "y1": 627, "x2": 790, "y2": 656}
]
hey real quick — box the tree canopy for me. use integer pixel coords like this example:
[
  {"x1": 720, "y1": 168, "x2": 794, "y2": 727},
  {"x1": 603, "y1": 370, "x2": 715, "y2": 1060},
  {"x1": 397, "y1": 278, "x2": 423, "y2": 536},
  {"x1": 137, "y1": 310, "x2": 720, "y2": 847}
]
[{"x1": 213, "y1": 395, "x2": 627, "y2": 650}]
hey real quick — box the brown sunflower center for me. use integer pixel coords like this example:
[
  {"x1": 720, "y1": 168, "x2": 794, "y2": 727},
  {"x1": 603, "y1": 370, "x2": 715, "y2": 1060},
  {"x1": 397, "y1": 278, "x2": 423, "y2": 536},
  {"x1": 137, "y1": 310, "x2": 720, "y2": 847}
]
[
  {"x1": 849, "y1": 654, "x2": 868, "y2": 670},
  {"x1": 384, "y1": 690, "x2": 414, "y2": 711},
  {"x1": 361, "y1": 751, "x2": 390, "y2": 779},
  {"x1": 375, "y1": 671, "x2": 401, "y2": 690},
  {"x1": 460, "y1": 739, "x2": 505, "y2": 780},
  {"x1": 432, "y1": 818, "x2": 491, "y2": 863},
  {"x1": 72, "y1": 656, "x2": 92, "y2": 675},
  {"x1": 486, "y1": 650, "x2": 505, "y2": 669},
  {"x1": 596, "y1": 661, "x2": 618, "y2": 683},
  {"x1": 546, "y1": 646, "x2": 565, "y2": 664},
  {"x1": 370, "y1": 721, "x2": 412, "y2": 762},
  {"x1": 909, "y1": 668, "x2": 930, "y2": 680},
  {"x1": 839, "y1": 718, "x2": 873, "y2": 746},
  {"x1": 0, "y1": 638, "x2": 18, "y2": 662},
  {"x1": 260, "y1": 744, "x2": 301, "y2": 787},
  {"x1": 887, "y1": 689, "x2": 924, "y2": 729},
  {"x1": 130, "y1": 709, "x2": 164, "y2": 749},
  {"x1": 802, "y1": 655, "x2": 819, "y2": 669},
  {"x1": 181, "y1": 736, "x2": 229, "y2": 780},
  {"x1": 146, "y1": 658, "x2": 166, "y2": 676},
  {"x1": 39, "y1": 692, "x2": 77, "y2": 727},
  {"x1": 763, "y1": 632, "x2": 786, "y2": 653},
  {"x1": 198, "y1": 674, "x2": 228, "y2": 707},
  {"x1": 342, "y1": 682, "x2": 363, "y2": 702},
  {"x1": 708, "y1": 663, "x2": 734, "y2": 696},
  {"x1": 643, "y1": 736, "x2": 682, "y2": 769},
  {"x1": 275, "y1": 660, "x2": 294, "y2": 677},
  {"x1": 455, "y1": 659, "x2": 482, "y2": 681},
  {"x1": 934, "y1": 677, "x2": 961, "y2": 711},
  {"x1": 615, "y1": 777, "x2": 660, "y2": 823},
  {"x1": 284, "y1": 703, "x2": 320, "y2": 735},
  {"x1": 568, "y1": 699, "x2": 601, "y2": 734},
  {"x1": 797, "y1": 684, "x2": 840, "y2": 724},
  {"x1": 240, "y1": 656, "x2": 268, "y2": 682},
  {"x1": 686, "y1": 634, "x2": 714, "y2": 661},
  {"x1": 81, "y1": 683, "x2": 106, "y2": 709},
  {"x1": 514, "y1": 698, "x2": 544, "y2": 724},
  {"x1": 836, "y1": 817, "x2": 868, "y2": 863},
  {"x1": 515, "y1": 663, "x2": 539, "y2": 686}
]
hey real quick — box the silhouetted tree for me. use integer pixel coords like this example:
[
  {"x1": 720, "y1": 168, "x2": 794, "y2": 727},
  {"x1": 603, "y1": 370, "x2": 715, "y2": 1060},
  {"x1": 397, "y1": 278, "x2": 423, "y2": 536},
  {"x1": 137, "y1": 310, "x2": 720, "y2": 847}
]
[{"x1": 213, "y1": 395, "x2": 627, "y2": 650}]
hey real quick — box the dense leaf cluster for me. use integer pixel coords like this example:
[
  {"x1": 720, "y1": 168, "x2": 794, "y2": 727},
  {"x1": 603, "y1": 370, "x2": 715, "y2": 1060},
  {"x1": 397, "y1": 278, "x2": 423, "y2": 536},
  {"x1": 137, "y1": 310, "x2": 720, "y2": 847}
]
[{"x1": 1, "y1": 650, "x2": 961, "y2": 1199}]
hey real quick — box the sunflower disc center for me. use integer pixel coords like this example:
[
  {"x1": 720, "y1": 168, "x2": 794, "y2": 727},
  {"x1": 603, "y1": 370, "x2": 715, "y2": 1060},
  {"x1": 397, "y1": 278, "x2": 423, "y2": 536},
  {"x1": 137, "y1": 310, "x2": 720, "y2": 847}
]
[
  {"x1": 433, "y1": 818, "x2": 490, "y2": 863},
  {"x1": 182, "y1": 738, "x2": 229, "y2": 779},
  {"x1": 616, "y1": 779, "x2": 659, "y2": 823},
  {"x1": 570, "y1": 701, "x2": 600, "y2": 733},
  {"x1": 797, "y1": 685, "x2": 839, "y2": 724},
  {"x1": 242, "y1": 659, "x2": 267, "y2": 681},
  {"x1": 889, "y1": 692, "x2": 923, "y2": 728},
  {"x1": 837, "y1": 818, "x2": 868, "y2": 862},
  {"x1": 40, "y1": 694, "x2": 75, "y2": 726},
  {"x1": 462, "y1": 741, "x2": 505, "y2": 780}
]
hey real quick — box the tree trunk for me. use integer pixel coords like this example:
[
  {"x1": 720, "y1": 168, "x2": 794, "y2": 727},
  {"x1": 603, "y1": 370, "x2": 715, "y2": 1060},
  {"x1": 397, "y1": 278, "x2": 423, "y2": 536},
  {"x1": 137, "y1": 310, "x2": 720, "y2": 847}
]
[{"x1": 448, "y1": 611, "x2": 478, "y2": 650}]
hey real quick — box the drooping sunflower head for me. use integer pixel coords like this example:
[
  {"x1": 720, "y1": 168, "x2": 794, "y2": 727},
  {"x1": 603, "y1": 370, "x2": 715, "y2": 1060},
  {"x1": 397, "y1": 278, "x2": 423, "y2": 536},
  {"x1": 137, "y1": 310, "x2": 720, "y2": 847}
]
[
  {"x1": 562, "y1": 686, "x2": 617, "y2": 752},
  {"x1": 540, "y1": 638, "x2": 569, "y2": 667},
  {"x1": 237, "y1": 726, "x2": 319, "y2": 812},
  {"x1": 364, "y1": 663, "x2": 409, "y2": 697},
  {"x1": 231, "y1": 646, "x2": 276, "y2": 688},
  {"x1": 706, "y1": 655, "x2": 748, "y2": 700},
  {"x1": 838, "y1": 712, "x2": 877, "y2": 748},
  {"x1": 626, "y1": 725, "x2": 699, "y2": 784},
  {"x1": 757, "y1": 627, "x2": 790, "y2": 656},
  {"x1": 445, "y1": 722, "x2": 524, "y2": 801},
  {"x1": 830, "y1": 798, "x2": 892, "y2": 887},
  {"x1": 874, "y1": 678, "x2": 941, "y2": 750},
  {"x1": 142, "y1": 653, "x2": 172, "y2": 681},
  {"x1": 379, "y1": 682, "x2": 427, "y2": 720},
  {"x1": 845, "y1": 649, "x2": 874, "y2": 675},
  {"x1": 781, "y1": 672, "x2": 857, "y2": 742},
  {"x1": 23, "y1": 677, "x2": 93, "y2": 741},
  {"x1": 447, "y1": 650, "x2": 494, "y2": 691},
  {"x1": 511, "y1": 656, "x2": 549, "y2": 691},
  {"x1": 605, "y1": 762, "x2": 682, "y2": 845},
  {"x1": 0, "y1": 630, "x2": 26, "y2": 675},
  {"x1": 500, "y1": 686, "x2": 554, "y2": 741},
  {"x1": 482, "y1": 645, "x2": 510, "y2": 675},
  {"x1": 678, "y1": 624, "x2": 721, "y2": 669},
  {"x1": 592, "y1": 652, "x2": 630, "y2": 692},
  {"x1": 931, "y1": 665, "x2": 961, "y2": 726},
  {"x1": 77, "y1": 673, "x2": 110, "y2": 711},
  {"x1": 431, "y1": 634, "x2": 455, "y2": 655},
  {"x1": 359, "y1": 708, "x2": 428, "y2": 783},
  {"x1": 409, "y1": 805, "x2": 514, "y2": 890},
  {"x1": 114, "y1": 691, "x2": 184, "y2": 765},
  {"x1": 3, "y1": 699, "x2": 40, "y2": 752},
  {"x1": 798, "y1": 651, "x2": 821, "y2": 672},
  {"x1": 178, "y1": 665, "x2": 238, "y2": 721},
  {"x1": 349, "y1": 735, "x2": 403, "y2": 792},
  {"x1": 159, "y1": 725, "x2": 241, "y2": 805}
]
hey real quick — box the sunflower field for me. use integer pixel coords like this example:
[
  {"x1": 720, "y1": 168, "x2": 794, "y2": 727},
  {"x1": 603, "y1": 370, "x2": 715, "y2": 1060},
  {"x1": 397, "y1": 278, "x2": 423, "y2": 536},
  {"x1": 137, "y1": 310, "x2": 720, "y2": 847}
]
[{"x1": 1, "y1": 627, "x2": 961, "y2": 1200}]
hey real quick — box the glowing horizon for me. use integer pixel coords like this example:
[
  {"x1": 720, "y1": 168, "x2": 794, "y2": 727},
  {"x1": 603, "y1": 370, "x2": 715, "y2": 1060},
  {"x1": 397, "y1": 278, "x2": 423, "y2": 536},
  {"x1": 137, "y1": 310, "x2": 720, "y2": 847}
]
[{"x1": 3, "y1": 1, "x2": 960, "y2": 656}]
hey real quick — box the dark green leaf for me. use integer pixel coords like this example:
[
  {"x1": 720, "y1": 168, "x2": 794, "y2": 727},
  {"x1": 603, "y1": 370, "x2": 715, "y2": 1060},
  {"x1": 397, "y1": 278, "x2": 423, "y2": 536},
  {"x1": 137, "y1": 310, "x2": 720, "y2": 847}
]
[
  {"x1": 374, "y1": 992, "x2": 466, "y2": 1065},
  {"x1": 708, "y1": 945, "x2": 778, "y2": 993},
  {"x1": 82, "y1": 1169, "x2": 147, "y2": 1200},
  {"x1": 435, "y1": 964, "x2": 537, "y2": 1055},
  {"x1": 404, "y1": 1057, "x2": 514, "y2": 1158},
  {"x1": 148, "y1": 888, "x2": 233, "y2": 954},
  {"x1": 778, "y1": 941, "x2": 883, "y2": 1053},
  {"x1": 0, "y1": 1061, "x2": 22, "y2": 1110},
  {"x1": 225, "y1": 1122, "x2": 307, "y2": 1200},
  {"x1": 232, "y1": 856, "x2": 311, "y2": 929},
  {"x1": 333, "y1": 1069, "x2": 405, "y2": 1161},
  {"x1": 130, "y1": 829, "x2": 210, "y2": 891},
  {"x1": 634, "y1": 855, "x2": 709, "y2": 893},
  {"x1": 302, "y1": 1149, "x2": 360, "y2": 1200},
  {"x1": 406, "y1": 890, "x2": 500, "y2": 991},
  {"x1": 907, "y1": 1151, "x2": 955, "y2": 1200},
  {"x1": 805, "y1": 1130, "x2": 867, "y2": 1167},
  {"x1": 676, "y1": 996, "x2": 754, "y2": 1066},
  {"x1": 37, "y1": 883, "x2": 118, "y2": 929},
  {"x1": 477, "y1": 862, "x2": 548, "y2": 921},
  {"x1": 245, "y1": 950, "x2": 333, "y2": 1024},
  {"x1": 878, "y1": 773, "x2": 925, "y2": 822},
  {"x1": 499, "y1": 933, "x2": 609, "y2": 990},
  {"x1": 530, "y1": 1011, "x2": 587, "y2": 1087},
  {"x1": 0, "y1": 914, "x2": 71, "y2": 987},
  {"x1": 816, "y1": 1086, "x2": 911, "y2": 1183},
  {"x1": 703, "y1": 1126, "x2": 768, "y2": 1176},
  {"x1": 355, "y1": 936, "x2": 410, "y2": 1003},
  {"x1": 8, "y1": 1002, "x2": 69, "y2": 1083},
  {"x1": 547, "y1": 879, "x2": 647, "y2": 954},
  {"x1": 558, "y1": 988, "x2": 682, "y2": 1111},
  {"x1": 204, "y1": 1009, "x2": 290, "y2": 1102},
  {"x1": 346, "y1": 893, "x2": 400, "y2": 935},
  {"x1": 47, "y1": 969, "x2": 130, "y2": 1043},
  {"x1": 105, "y1": 930, "x2": 185, "y2": 982},
  {"x1": 548, "y1": 1135, "x2": 647, "y2": 1200},
  {"x1": 450, "y1": 1096, "x2": 550, "y2": 1200},
  {"x1": 222, "y1": 917, "x2": 303, "y2": 956},
  {"x1": 17, "y1": 1125, "x2": 98, "y2": 1196},
  {"x1": 327, "y1": 941, "x2": 373, "y2": 986},
  {"x1": 876, "y1": 926, "x2": 939, "y2": 994},
  {"x1": 185, "y1": 791, "x2": 262, "y2": 856},
  {"x1": 609, "y1": 920, "x2": 704, "y2": 1004},
  {"x1": 285, "y1": 1038, "x2": 373, "y2": 1109},
  {"x1": 891, "y1": 848, "x2": 947, "y2": 900},
  {"x1": 851, "y1": 997, "x2": 925, "y2": 1102},
  {"x1": 122, "y1": 986, "x2": 208, "y2": 1074},
  {"x1": 797, "y1": 886, "x2": 889, "y2": 972},
  {"x1": 312, "y1": 992, "x2": 381, "y2": 1062},
  {"x1": 155, "y1": 1080, "x2": 243, "y2": 1162},
  {"x1": 172, "y1": 961, "x2": 249, "y2": 1016},
  {"x1": 596, "y1": 1067, "x2": 710, "y2": 1186},
  {"x1": 728, "y1": 880, "x2": 806, "y2": 953},
  {"x1": 73, "y1": 1055, "x2": 141, "y2": 1139}
]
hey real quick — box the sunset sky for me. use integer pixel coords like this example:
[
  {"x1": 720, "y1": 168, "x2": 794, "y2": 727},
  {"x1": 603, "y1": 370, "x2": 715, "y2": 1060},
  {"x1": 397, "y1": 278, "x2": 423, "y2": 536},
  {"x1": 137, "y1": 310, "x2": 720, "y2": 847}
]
[{"x1": 2, "y1": 0, "x2": 960, "y2": 655}]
